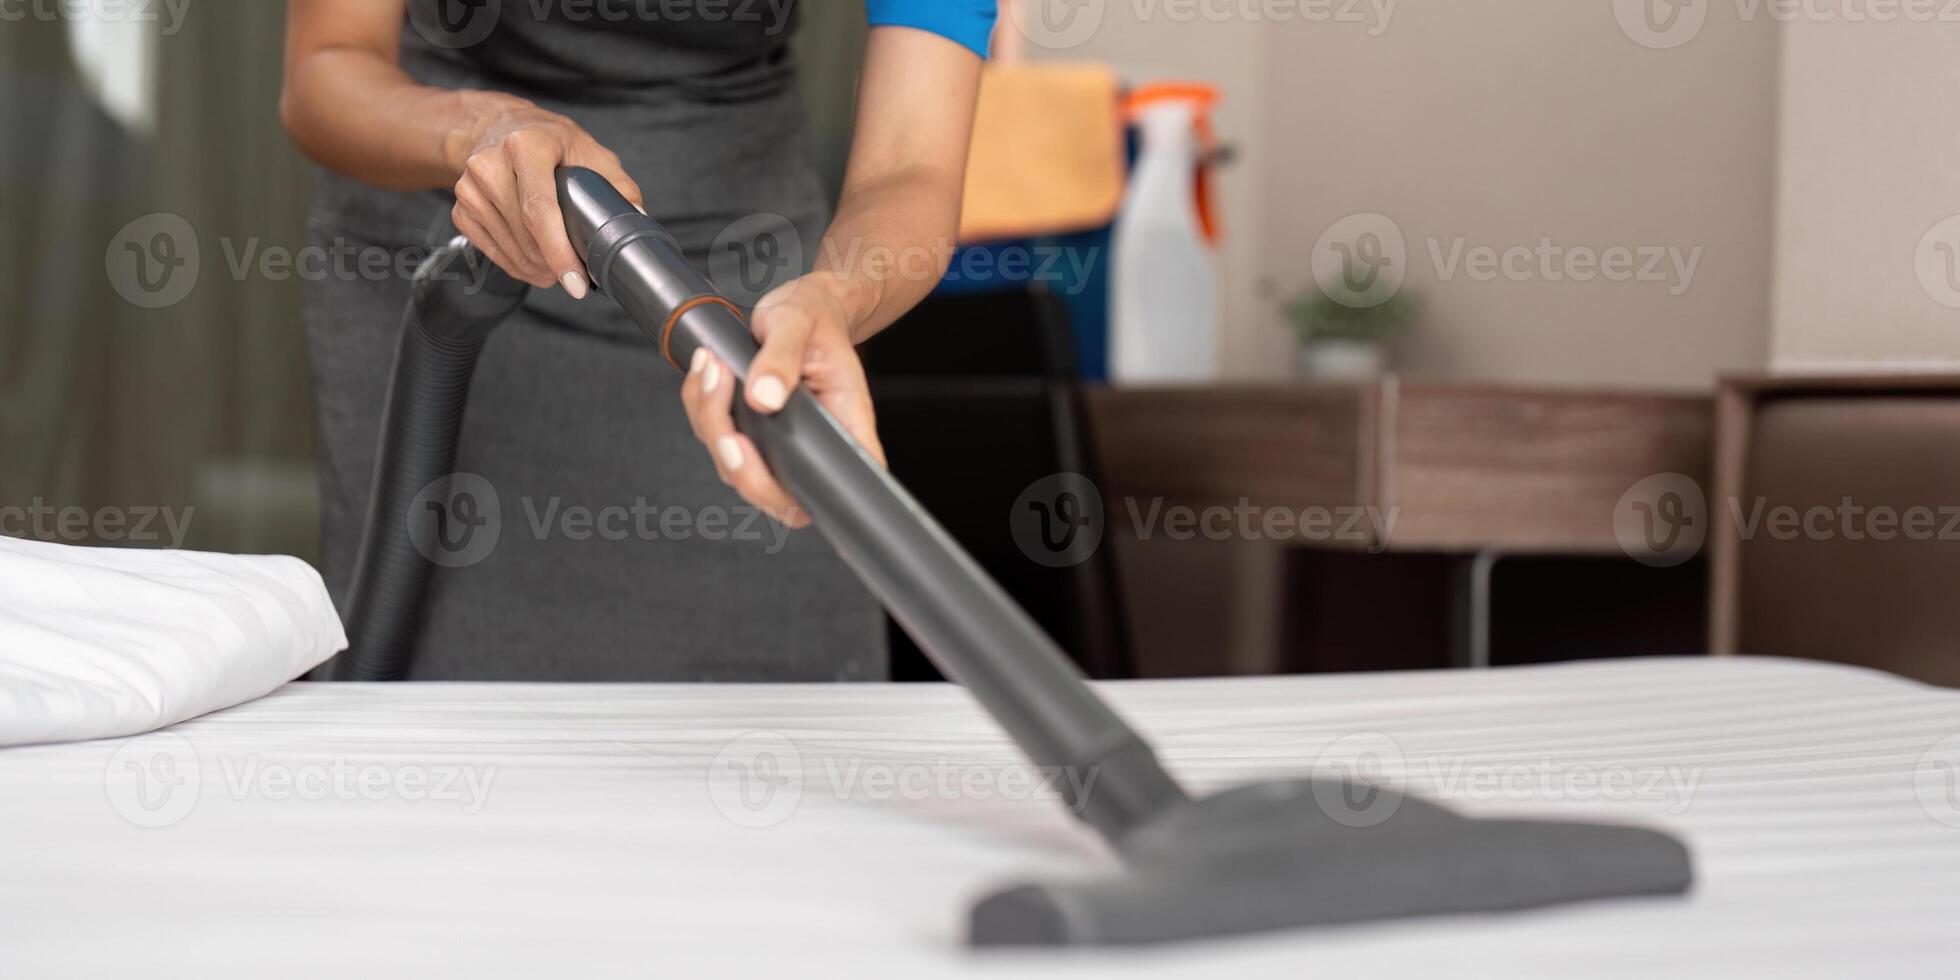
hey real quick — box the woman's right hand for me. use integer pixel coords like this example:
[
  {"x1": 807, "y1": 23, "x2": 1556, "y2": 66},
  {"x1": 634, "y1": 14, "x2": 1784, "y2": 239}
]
[
  {"x1": 282, "y1": 3, "x2": 641, "y2": 294},
  {"x1": 449, "y1": 96, "x2": 646, "y2": 297}
]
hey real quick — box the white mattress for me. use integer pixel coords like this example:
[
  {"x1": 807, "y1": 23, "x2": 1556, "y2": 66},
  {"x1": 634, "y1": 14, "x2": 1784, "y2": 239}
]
[{"x1": 2, "y1": 656, "x2": 1956, "y2": 978}]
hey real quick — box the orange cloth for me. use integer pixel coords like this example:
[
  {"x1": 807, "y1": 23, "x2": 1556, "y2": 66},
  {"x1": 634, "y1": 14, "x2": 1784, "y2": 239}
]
[{"x1": 958, "y1": 64, "x2": 1126, "y2": 244}]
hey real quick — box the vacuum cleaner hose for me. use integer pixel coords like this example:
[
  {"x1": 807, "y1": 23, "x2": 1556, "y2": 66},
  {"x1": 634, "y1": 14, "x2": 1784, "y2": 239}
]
[{"x1": 334, "y1": 242, "x2": 530, "y2": 682}]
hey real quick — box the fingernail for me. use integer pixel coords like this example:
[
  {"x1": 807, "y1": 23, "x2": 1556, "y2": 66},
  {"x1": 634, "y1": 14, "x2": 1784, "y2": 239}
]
[
  {"x1": 690, "y1": 348, "x2": 708, "y2": 374},
  {"x1": 717, "y1": 436, "x2": 744, "y2": 472},
  {"x1": 701, "y1": 358, "x2": 721, "y2": 395},
  {"x1": 635, "y1": 203, "x2": 648, "y2": 216},
  {"x1": 750, "y1": 375, "x2": 787, "y2": 411},
  {"x1": 560, "y1": 271, "x2": 589, "y2": 300}
]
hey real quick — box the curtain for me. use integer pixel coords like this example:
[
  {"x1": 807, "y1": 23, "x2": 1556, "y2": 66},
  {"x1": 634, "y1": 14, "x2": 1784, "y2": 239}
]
[{"x1": 1, "y1": 12, "x2": 144, "y2": 534}]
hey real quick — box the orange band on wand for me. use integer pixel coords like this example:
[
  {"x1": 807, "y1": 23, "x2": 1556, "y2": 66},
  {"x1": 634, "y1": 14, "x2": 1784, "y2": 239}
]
[{"x1": 660, "y1": 295, "x2": 747, "y2": 369}]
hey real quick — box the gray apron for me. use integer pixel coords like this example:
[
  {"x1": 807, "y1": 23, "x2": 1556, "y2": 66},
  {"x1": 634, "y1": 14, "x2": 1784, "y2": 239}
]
[{"x1": 303, "y1": 1, "x2": 885, "y2": 681}]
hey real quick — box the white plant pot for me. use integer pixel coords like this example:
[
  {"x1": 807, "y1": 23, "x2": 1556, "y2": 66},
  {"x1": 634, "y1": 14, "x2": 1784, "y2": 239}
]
[{"x1": 1298, "y1": 339, "x2": 1388, "y2": 380}]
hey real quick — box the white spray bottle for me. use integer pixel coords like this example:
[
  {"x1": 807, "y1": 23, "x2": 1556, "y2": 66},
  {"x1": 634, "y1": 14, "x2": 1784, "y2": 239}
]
[{"x1": 1110, "y1": 83, "x2": 1220, "y2": 384}]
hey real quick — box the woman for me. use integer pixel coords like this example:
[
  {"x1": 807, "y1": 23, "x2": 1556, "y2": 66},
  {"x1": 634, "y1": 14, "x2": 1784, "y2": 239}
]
[{"x1": 281, "y1": 1, "x2": 993, "y2": 681}]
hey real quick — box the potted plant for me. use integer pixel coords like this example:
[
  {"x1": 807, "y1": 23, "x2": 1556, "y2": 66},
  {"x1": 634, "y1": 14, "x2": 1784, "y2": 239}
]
[{"x1": 1286, "y1": 280, "x2": 1420, "y2": 380}]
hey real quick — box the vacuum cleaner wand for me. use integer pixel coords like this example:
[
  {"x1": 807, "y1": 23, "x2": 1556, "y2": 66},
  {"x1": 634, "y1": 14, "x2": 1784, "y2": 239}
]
[
  {"x1": 340, "y1": 167, "x2": 1694, "y2": 947},
  {"x1": 554, "y1": 168, "x2": 1188, "y2": 841}
]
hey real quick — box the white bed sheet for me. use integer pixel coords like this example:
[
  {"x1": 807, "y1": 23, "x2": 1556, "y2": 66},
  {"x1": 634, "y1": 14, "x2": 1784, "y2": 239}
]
[{"x1": 2, "y1": 656, "x2": 1957, "y2": 978}]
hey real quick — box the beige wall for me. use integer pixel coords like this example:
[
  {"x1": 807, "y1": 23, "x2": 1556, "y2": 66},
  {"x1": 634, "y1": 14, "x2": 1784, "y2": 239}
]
[
  {"x1": 1772, "y1": 16, "x2": 1960, "y2": 372},
  {"x1": 1031, "y1": 1, "x2": 1782, "y2": 387}
]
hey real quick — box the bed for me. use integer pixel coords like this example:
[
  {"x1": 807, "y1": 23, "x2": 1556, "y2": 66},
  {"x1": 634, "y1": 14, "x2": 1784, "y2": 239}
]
[{"x1": 3, "y1": 655, "x2": 1956, "y2": 977}]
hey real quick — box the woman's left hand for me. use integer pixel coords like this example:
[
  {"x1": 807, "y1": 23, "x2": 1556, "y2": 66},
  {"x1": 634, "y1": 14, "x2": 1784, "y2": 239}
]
[
  {"x1": 676, "y1": 18, "x2": 988, "y2": 532},
  {"x1": 679, "y1": 276, "x2": 885, "y2": 530}
]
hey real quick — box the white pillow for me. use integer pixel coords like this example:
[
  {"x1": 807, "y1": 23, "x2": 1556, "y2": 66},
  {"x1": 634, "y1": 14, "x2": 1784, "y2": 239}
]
[{"x1": 0, "y1": 535, "x2": 347, "y2": 747}]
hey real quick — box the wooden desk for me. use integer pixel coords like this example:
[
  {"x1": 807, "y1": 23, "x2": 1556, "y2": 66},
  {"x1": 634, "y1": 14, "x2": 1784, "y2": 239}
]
[
  {"x1": 1084, "y1": 381, "x2": 1714, "y2": 674},
  {"x1": 1088, "y1": 381, "x2": 1712, "y2": 553}
]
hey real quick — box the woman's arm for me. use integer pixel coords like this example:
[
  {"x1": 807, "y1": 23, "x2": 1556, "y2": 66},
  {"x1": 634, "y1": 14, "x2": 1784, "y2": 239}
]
[
  {"x1": 680, "y1": 26, "x2": 986, "y2": 527},
  {"x1": 803, "y1": 25, "x2": 989, "y2": 343},
  {"x1": 279, "y1": 0, "x2": 642, "y2": 293}
]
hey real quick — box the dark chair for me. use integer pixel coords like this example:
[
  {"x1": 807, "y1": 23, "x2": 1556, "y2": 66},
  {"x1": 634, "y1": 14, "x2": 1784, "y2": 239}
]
[{"x1": 860, "y1": 287, "x2": 1133, "y2": 680}]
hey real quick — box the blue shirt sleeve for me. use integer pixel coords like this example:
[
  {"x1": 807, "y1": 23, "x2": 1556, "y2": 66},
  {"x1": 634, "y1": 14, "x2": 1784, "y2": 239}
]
[{"x1": 865, "y1": 0, "x2": 997, "y2": 59}]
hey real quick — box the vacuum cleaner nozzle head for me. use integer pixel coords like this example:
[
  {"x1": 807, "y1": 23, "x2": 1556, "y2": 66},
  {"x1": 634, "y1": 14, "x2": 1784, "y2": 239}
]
[{"x1": 970, "y1": 778, "x2": 1693, "y2": 947}]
